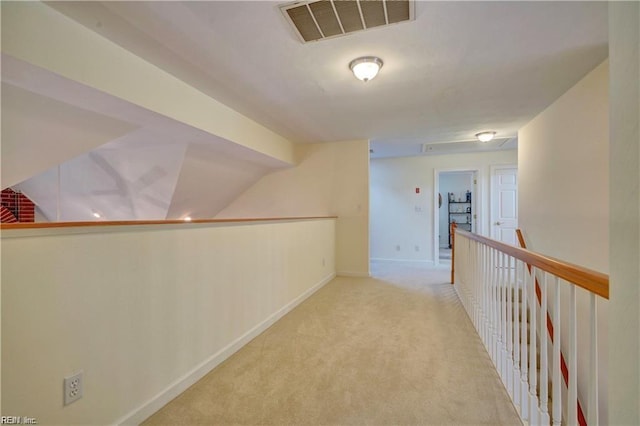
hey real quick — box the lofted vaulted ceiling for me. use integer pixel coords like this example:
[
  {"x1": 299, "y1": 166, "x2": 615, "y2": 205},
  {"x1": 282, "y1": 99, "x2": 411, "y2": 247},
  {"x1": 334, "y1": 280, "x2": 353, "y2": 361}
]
[
  {"x1": 2, "y1": 55, "x2": 289, "y2": 221},
  {"x1": 1, "y1": 1, "x2": 608, "y2": 220}
]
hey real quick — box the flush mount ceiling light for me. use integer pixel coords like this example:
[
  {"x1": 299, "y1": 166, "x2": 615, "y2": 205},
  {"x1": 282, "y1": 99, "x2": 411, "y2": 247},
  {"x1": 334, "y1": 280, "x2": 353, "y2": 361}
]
[
  {"x1": 476, "y1": 131, "x2": 497, "y2": 142},
  {"x1": 349, "y1": 56, "x2": 383, "y2": 82}
]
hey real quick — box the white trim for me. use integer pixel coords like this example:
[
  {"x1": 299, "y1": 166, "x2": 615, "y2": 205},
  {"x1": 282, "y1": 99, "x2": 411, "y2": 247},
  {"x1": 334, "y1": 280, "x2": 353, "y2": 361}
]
[
  {"x1": 434, "y1": 167, "x2": 482, "y2": 267},
  {"x1": 115, "y1": 272, "x2": 336, "y2": 426},
  {"x1": 1, "y1": 218, "x2": 336, "y2": 239},
  {"x1": 336, "y1": 271, "x2": 371, "y2": 277},
  {"x1": 370, "y1": 258, "x2": 434, "y2": 265}
]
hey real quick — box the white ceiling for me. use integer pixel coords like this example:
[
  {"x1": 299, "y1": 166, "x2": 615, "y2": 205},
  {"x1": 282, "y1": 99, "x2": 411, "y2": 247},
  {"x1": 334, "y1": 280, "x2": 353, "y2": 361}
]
[
  {"x1": 2, "y1": 1, "x2": 609, "y2": 220},
  {"x1": 50, "y1": 0, "x2": 608, "y2": 149}
]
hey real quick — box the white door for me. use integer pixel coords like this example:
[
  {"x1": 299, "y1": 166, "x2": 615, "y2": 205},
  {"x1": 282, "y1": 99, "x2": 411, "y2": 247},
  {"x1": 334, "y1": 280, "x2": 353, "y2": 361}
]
[{"x1": 491, "y1": 166, "x2": 518, "y2": 245}]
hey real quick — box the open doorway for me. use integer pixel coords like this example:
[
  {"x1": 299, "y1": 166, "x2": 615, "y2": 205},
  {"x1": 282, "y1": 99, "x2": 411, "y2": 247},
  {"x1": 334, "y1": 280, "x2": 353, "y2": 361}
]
[{"x1": 434, "y1": 170, "x2": 477, "y2": 264}]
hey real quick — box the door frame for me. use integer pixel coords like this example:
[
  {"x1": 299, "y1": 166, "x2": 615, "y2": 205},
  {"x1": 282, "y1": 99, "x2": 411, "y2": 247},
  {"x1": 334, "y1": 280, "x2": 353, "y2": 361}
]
[
  {"x1": 489, "y1": 164, "x2": 518, "y2": 241},
  {"x1": 433, "y1": 168, "x2": 481, "y2": 266}
]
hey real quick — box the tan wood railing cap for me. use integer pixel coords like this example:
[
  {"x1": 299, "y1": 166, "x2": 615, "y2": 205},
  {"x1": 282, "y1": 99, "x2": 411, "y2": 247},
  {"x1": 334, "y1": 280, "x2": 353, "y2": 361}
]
[
  {"x1": 455, "y1": 228, "x2": 609, "y2": 299},
  {"x1": 0, "y1": 216, "x2": 338, "y2": 230}
]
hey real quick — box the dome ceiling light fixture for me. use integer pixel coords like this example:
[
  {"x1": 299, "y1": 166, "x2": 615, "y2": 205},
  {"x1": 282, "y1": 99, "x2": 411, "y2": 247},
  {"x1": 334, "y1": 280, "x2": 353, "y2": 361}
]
[
  {"x1": 475, "y1": 131, "x2": 497, "y2": 142},
  {"x1": 349, "y1": 56, "x2": 383, "y2": 82}
]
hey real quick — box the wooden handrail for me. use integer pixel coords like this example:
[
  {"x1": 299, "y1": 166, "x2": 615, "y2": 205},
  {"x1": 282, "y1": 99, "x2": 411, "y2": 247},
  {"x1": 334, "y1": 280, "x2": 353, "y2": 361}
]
[
  {"x1": 454, "y1": 228, "x2": 609, "y2": 299},
  {"x1": 0, "y1": 216, "x2": 337, "y2": 230}
]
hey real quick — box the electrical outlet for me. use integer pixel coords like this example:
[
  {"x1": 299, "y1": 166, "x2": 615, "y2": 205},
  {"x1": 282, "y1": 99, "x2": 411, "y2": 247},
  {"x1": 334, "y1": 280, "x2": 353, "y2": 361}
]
[
  {"x1": 322, "y1": 257, "x2": 326, "y2": 267},
  {"x1": 396, "y1": 245, "x2": 401, "y2": 251},
  {"x1": 415, "y1": 245, "x2": 420, "y2": 252},
  {"x1": 64, "y1": 371, "x2": 83, "y2": 405}
]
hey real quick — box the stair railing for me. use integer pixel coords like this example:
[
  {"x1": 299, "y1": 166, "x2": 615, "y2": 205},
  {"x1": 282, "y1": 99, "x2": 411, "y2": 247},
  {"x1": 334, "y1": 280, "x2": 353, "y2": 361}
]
[{"x1": 451, "y1": 224, "x2": 608, "y2": 426}]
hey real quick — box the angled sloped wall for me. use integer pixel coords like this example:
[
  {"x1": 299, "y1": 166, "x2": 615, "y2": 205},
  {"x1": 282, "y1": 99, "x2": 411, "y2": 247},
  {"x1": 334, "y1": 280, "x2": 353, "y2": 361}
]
[
  {"x1": 1, "y1": 2, "x2": 294, "y2": 166},
  {"x1": 2, "y1": 2, "x2": 296, "y2": 222}
]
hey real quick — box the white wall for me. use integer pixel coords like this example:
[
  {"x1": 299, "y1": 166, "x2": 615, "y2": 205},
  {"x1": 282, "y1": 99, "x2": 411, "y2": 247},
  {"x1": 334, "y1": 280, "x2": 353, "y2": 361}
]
[
  {"x1": 439, "y1": 172, "x2": 473, "y2": 247},
  {"x1": 608, "y1": 2, "x2": 639, "y2": 423},
  {"x1": 518, "y1": 60, "x2": 609, "y2": 422},
  {"x1": 370, "y1": 150, "x2": 517, "y2": 263},
  {"x1": 519, "y1": 61, "x2": 609, "y2": 272},
  {"x1": 217, "y1": 140, "x2": 370, "y2": 277},
  {"x1": 1, "y1": 219, "x2": 335, "y2": 425}
]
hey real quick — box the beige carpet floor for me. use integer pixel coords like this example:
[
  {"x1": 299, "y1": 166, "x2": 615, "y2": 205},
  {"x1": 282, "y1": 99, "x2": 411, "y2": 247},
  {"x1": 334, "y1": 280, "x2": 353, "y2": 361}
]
[{"x1": 143, "y1": 261, "x2": 521, "y2": 425}]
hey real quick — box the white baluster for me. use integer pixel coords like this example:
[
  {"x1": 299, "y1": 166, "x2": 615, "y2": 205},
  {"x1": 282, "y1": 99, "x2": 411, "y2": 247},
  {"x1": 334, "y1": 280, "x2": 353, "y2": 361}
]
[
  {"x1": 471, "y1": 241, "x2": 474, "y2": 312},
  {"x1": 492, "y1": 248, "x2": 498, "y2": 364},
  {"x1": 499, "y1": 252, "x2": 507, "y2": 383},
  {"x1": 521, "y1": 260, "x2": 529, "y2": 421},
  {"x1": 456, "y1": 237, "x2": 469, "y2": 306},
  {"x1": 491, "y1": 248, "x2": 498, "y2": 362},
  {"x1": 551, "y1": 276, "x2": 561, "y2": 426},
  {"x1": 464, "y1": 239, "x2": 469, "y2": 309},
  {"x1": 471, "y1": 240, "x2": 475, "y2": 323},
  {"x1": 464, "y1": 239, "x2": 473, "y2": 306},
  {"x1": 482, "y1": 244, "x2": 488, "y2": 346},
  {"x1": 568, "y1": 284, "x2": 578, "y2": 425},
  {"x1": 505, "y1": 253, "x2": 511, "y2": 381},
  {"x1": 513, "y1": 259, "x2": 521, "y2": 415},
  {"x1": 506, "y1": 255, "x2": 514, "y2": 396},
  {"x1": 487, "y1": 247, "x2": 495, "y2": 358},
  {"x1": 529, "y1": 266, "x2": 538, "y2": 425},
  {"x1": 464, "y1": 240, "x2": 469, "y2": 313},
  {"x1": 589, "y1": 293, "x2": 599, "y2": 426},
  {"x1": 477, "y1": 243, "x2": 483, "y2": 340},
  {"x1": 478, "y1": 243, "x2": 483, "y2": 331},
  {"x1": 540, "y1": 272, "x2": 550, "y2": 425},
  {"x1": 485, "y1": 246, "x2": 493, "y2": 354},
  {"x1": 473, "y1": 240, "x2": 479, "y2": 328}
]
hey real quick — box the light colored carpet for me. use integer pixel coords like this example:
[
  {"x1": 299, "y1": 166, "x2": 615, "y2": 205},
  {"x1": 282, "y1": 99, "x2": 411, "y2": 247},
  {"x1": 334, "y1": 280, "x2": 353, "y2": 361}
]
[{"x1": 143, "y1": 261, "x2": 521, "y2": 425}]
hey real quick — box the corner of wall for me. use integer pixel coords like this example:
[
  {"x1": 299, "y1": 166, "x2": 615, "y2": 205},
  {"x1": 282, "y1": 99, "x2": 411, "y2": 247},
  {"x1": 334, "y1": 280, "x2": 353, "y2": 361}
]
[{"x1": 217, "y1": 139, "x2": 371, "y2": 277}]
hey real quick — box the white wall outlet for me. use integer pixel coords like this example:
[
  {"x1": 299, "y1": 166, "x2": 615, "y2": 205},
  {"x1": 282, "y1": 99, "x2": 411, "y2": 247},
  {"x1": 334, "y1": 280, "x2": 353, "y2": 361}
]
[
  {"x1": 415, "y1": 245, "x2": 420, "y2": 252},
  {"x1": 64, "y1": 371, "x2": 83, "y2": 405},
  {"x1": 395, "y1": 245, "x2": 401, "y2": 251},
  {"x1": 322, "y1": 257, "x2": 326, "y2": 267}
]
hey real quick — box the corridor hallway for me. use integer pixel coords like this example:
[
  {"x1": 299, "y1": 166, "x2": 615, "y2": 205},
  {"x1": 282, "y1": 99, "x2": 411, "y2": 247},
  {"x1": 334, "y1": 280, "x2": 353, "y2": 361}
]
[{"x1": 144, "y1": 261, "x2": 521, "y2": 425}]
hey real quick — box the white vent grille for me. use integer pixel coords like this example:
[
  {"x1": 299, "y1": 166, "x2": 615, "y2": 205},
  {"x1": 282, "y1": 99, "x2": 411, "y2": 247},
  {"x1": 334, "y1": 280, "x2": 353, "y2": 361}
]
[
  {"x1": 421, "y1": 138, "x2": 513, "y2": 155},
  {"x1": 281, "y1": 0, "x2": 414, "y2": 43}
]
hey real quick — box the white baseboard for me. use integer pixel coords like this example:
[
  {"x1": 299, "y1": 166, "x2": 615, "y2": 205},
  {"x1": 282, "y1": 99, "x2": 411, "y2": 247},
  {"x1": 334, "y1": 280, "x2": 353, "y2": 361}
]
[
  {"x1": 336, "y1": 271, "x2": 371, "y2": 277},
  {"x1": 116, "y1": 272, "x2": 336, "y2": 426},
  {"x1": 370, "y1": 258, "x2": 435, "y2": 265}
]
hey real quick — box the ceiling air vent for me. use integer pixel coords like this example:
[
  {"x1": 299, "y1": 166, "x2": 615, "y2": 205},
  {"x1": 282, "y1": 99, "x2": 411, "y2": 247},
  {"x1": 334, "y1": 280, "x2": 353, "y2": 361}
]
[
  {"x1": 281, "y1": 0, "x2": 414, "y2": 43},
  {"x1": 421, "y1": 138, "x2": 513, "y2": 155}
]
